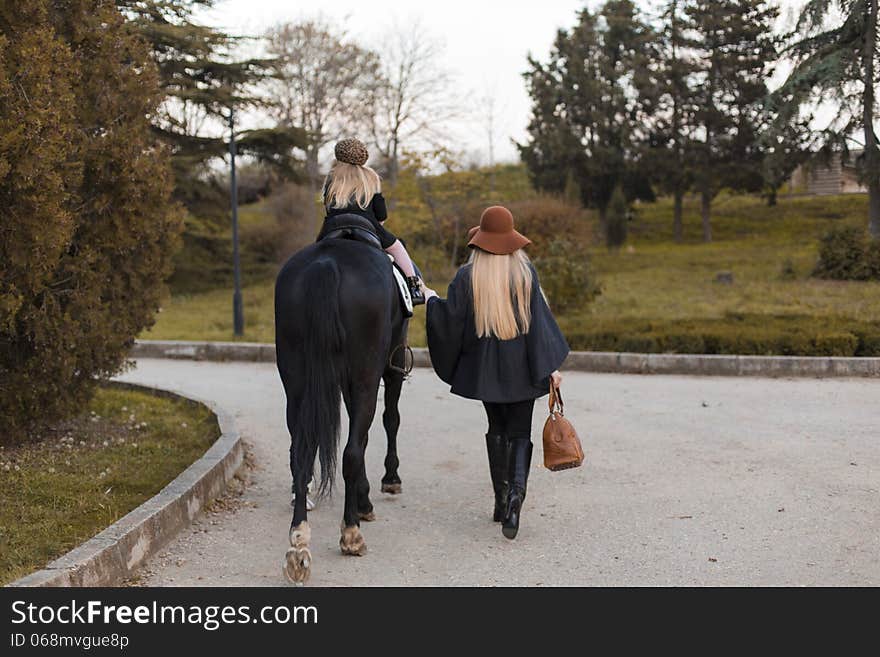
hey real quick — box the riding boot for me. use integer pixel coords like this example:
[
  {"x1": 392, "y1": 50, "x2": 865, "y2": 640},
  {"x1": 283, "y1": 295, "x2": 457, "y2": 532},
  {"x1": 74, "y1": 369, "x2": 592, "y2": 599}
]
[
  {"x1": 502, "y1": 438, "x2": 533, "y2": 540},
  {"x1": 485, "y1": 434, "x2": 509, "y2": 522},
  {"x1": 407, "y1": 276, "x2": 426, "y2": 306}
]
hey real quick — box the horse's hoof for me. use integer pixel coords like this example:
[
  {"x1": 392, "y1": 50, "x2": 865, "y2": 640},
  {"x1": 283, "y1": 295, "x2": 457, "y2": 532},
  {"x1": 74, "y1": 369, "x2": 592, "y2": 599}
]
[
  {"x1": 358, "y1": 510, "x2": 376, "y2": 522},
  {"x1": 339, "y1": 525, "x2": 367, "y2": 556},
  {"x1": 283, "y1": 547, "x2": 312, "y2": 584},
  {"x1": 285, "y1": 520, "x2": 312, "y2": 584},
  {"x1": 381, "y1": 482, "x2": 402, "y2": 495}
]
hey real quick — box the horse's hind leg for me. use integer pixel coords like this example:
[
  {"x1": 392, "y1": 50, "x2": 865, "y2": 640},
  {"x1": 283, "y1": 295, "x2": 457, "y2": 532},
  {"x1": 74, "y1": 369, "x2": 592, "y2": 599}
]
[
  {"x1": 356, "y1": 430, "x2": 375, "y2": 522},
  {"x1": 339, "y1": 382, "x2": 379, "y2": 556},
  {"x1": 380, "y1": 368, "x2": 404, "y2": 494},
  {"x1": 283, "y1": 393, "x2": 316, "y2": 585}
]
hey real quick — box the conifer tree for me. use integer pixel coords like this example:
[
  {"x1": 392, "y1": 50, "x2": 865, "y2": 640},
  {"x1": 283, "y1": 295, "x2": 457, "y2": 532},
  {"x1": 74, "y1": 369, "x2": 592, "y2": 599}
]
[
  {"x1": 773, "y1": 0, "x2": 880, "y2": 237},
  {"x1": 1, "y1": 0, "x2": 179, "y2": 440},
  {"x1": 119, "y1": 0, "x2": 306, "y2": 224},
  {"x1": 686, "y1": 0, "x2": 778, "y2": 242},
  {"x1": 519, "y1": 1, "x2": 656, "y2": 224}
]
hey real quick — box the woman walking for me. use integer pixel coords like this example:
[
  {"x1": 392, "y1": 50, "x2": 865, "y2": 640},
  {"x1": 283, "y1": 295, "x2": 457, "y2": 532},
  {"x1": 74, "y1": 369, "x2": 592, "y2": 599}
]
[{"x1": 423, "y1": 206, "x2": 569, "y2": 539}]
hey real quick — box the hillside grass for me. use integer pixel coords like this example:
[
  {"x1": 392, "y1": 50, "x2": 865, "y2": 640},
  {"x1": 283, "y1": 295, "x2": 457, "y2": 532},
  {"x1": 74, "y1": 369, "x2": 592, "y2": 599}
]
[{"x1": 143, "y1": 170, "x2": 880, "y2": 354}]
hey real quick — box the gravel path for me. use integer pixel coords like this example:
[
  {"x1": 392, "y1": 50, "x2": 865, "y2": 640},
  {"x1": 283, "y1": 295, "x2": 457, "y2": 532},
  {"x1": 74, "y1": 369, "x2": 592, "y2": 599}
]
[{"x1": 116, "y1": 359, "x2": 879, "y2": 586}]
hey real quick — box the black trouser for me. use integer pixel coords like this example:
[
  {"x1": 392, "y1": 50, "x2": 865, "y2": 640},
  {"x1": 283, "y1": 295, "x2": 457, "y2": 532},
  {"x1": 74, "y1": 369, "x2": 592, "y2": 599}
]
[{"x1": 482, "y1": 399, "x2": 535, "y2": 441}]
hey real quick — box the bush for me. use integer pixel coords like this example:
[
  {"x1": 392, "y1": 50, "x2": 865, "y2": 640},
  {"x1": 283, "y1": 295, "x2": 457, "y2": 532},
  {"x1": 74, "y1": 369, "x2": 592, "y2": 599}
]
[
  {"x1": 866, "y1": 239, "x2": 880, "y2": 279},
  {"x1": 533, "y1": 239, "x2": 601, "y2": 313},
  {"x1": 605, "y1": 185, "x2": 628, "y2": 249},
  {"x1": 559, "y1": 313, "x2": 880, "y2": 356},
  {"x1": 813, "y1": 226, "x2": 876, "y2": 280},
  {"x1": 506, "y1": 194, "x2": 592, "y2": 258},
  {"x1": 0, "y1": 3, "x2": 179, "y2": 443},
  {"x1": 268, "y1": 183, "x2": 322, "y2": 259}
]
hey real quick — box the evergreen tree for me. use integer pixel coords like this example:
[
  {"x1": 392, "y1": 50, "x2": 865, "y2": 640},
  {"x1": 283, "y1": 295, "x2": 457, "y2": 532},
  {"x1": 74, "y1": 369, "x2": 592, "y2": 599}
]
[
  {"x1": 686, "y1": 0, "x2": 778, "y2": 242},
  {"x1": 644, "y1": 0, "x2": 699, "y2": 241},
  {"x1": 1, "y1": 0, "x2": 179, "y2": 440},
  {"x1": 519, "y1": 1, "x2": 656, "y2": 223},
  {"x1": 119, "y1": 1, "x2": 306, "y2": 224},
  {"x1": 772, "y1": 0, "x2": 880, "y2": 237}
]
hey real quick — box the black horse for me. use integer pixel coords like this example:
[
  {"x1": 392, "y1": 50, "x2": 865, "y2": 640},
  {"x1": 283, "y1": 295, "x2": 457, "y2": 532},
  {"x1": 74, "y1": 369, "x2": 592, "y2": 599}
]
[{"x1": 275, "y1": 224, "x2": 408, "y2": 584}]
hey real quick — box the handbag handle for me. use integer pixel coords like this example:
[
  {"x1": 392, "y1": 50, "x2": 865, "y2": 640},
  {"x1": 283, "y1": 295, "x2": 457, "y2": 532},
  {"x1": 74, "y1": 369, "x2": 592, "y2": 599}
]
[{"x1": 548, "y1": 383, "x2": 564, "y2": 416}]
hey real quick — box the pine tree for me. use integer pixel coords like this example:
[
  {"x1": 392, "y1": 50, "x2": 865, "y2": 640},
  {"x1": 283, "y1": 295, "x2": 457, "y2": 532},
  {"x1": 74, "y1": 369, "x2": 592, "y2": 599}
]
[
  {"x1": 687, "y1": 0, "x2": 779, "y2": 242},
  {"x1": 119, "y1": 1, "x2": 306, "y2": 224},
  {"x1": 773, "y1": 0, "x2": 880, "y2": 237},
  {"x1": 644, "y1": 0, "x2": 700, "y2": 241},
  {"x1": 519, "y1": 1, "x2": 656, "y2": 223}
]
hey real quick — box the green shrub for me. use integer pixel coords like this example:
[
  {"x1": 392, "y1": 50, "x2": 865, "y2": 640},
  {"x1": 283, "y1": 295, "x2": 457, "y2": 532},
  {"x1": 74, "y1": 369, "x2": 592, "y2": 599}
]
[
  {"x1": 813, "y1": 226, "x2": 874, "y2": 280},
  {"x1": 559, "y1": 313, "x2": 880, "y2": 356},
  {"x1": 866, "y1": 239, "x2": 880, "y2": 280},
  {"x1": 532, "y1": 238, "x2": 601, "y2": 313},
  {"x1": 0, "y1": 3, "x2": 179, "y2": 443},
  {"x1": 605, "y1": 185, "x2": 628, "y2": 249}
]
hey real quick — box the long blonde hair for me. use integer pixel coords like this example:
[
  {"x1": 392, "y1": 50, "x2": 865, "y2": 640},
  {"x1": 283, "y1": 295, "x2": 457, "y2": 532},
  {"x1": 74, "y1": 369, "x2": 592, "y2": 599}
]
[
  {"x1": 324, "y1": 161, "x2": 381, "y2": 210},
  {"x1": 470, "y1": 248, "x2": 533, "y2": 340}
]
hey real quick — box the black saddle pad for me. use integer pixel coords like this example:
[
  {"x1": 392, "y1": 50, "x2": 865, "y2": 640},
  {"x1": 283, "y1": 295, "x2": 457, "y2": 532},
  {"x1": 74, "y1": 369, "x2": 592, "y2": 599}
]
[{"x1": 318, "y1": 213, "x2": 382, "y2": 249}]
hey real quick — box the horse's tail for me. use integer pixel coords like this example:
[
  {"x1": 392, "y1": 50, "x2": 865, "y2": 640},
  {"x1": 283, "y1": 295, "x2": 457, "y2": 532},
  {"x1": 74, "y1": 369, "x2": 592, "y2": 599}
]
[{"x1": 292, "y1": 257, "x2": 346, "y2": 497}]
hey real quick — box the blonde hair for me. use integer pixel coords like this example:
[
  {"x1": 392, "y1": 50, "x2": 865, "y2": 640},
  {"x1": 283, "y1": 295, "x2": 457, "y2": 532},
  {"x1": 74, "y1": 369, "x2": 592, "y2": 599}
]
[
  {"x1": 324, "y1": 161, "x2": 381, "y2": 210},
  {"x1": 470, "y1": 248, "x2": 533, "y2": 340}
]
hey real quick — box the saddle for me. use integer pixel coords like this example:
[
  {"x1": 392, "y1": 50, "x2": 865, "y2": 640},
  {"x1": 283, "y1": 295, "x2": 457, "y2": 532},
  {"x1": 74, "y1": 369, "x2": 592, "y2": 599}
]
[
  {"x1": 317, "y1": 213, "x2": 413, "y2": 317},
  {"x1": 318, "y1": 213, "x2": 382, "y2": 250}
]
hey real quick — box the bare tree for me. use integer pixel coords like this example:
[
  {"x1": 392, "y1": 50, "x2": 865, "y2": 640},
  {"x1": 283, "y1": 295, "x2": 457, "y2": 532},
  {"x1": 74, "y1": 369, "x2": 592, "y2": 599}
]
[
  {"x1": 367, "y1": 19, "x2": 459, "y2": 194},
  {"x1": 265, "y1": 18, "x2": 382, "y2": 230},
  {"x1": 478, "y1": 86, "x2": 508, "y2": 196}
]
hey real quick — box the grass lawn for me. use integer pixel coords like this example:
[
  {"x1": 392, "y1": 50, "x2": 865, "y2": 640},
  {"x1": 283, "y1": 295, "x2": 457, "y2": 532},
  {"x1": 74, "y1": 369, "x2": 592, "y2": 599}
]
[
  {"x1": 143, "y1": 190, "x2": 880, "y2": 353},
  {"x1": 0, "y1": 386, "x2": 219, "y2": 585}
]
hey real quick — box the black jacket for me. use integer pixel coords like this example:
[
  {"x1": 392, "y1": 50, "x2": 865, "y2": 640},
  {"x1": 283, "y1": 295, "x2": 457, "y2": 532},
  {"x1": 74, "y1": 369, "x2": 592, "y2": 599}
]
[{"x1": 426, "y1": 263, "x2": 569, "y2": 403}]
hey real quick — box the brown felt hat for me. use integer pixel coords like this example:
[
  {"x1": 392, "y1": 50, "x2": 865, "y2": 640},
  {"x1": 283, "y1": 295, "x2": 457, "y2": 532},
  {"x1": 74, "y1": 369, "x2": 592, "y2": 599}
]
[{"x1": 467, "y1": 206, "x2": 531, "y2": 255}]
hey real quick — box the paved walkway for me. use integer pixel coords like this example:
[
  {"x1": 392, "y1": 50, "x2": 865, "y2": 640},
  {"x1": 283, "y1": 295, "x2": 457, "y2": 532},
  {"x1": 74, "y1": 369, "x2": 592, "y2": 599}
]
[{"x1": 117, "y1": 359, "x2": 879, "y2": 586}]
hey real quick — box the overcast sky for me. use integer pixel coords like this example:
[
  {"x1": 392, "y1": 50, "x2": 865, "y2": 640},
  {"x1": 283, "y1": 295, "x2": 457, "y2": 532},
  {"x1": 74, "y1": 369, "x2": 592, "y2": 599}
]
[{"x1": 197, "y1": 0, "x2": 809, "y2": 164}]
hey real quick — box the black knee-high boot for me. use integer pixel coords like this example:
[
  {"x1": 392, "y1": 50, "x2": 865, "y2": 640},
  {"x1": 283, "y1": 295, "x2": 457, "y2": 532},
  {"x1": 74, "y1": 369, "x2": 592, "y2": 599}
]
[
  {"x1": 502, "y1": 438, "x2": 533, "y2": 540},
  {"x1": 485, "y1": 434, "x2": 509, "y2": 522}
]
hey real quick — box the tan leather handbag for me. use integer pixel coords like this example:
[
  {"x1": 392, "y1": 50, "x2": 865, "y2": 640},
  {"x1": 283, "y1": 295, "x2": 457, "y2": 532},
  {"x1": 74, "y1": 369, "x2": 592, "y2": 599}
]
[{"x1": 542, "y1": 384, "x2": 584, "y2": 471}]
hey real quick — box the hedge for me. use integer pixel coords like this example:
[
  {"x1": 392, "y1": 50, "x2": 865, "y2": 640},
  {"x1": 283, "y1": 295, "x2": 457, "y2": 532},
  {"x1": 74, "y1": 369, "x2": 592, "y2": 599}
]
[{"x1": 560, "y1": 314, "x2": 880, "y2": 357}]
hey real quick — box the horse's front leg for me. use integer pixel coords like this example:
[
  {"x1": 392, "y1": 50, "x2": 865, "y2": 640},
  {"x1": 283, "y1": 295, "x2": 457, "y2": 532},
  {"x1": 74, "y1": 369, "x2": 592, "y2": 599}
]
[{"x1": 380, "y1": 368, "x2": 404, "y2": 494}]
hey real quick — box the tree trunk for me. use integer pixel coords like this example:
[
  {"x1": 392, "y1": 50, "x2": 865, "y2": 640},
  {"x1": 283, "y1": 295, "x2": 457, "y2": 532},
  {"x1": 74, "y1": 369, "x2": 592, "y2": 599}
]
[
  {"x1": 673, "y1": 190, "x2": 683, "y2": 242},
  {"x1": 701, "y1": 188, "x2": 712, "y2": 243},
  {"x1": 865, "y1": 0, "x2": 880, "y2": 238},
  {"x1": 767, "y1": 188, "x2": 777, "y2": 207}
]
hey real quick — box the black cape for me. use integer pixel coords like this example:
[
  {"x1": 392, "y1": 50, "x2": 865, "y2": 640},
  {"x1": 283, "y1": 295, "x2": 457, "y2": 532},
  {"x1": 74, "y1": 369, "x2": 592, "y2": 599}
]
[{"x1": 426, "y1": 263, "x2": 569, "y2": 403}]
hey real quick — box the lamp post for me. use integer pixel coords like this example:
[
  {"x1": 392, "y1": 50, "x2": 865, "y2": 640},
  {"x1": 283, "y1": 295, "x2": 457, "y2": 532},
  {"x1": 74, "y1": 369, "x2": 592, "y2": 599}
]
[{"x1": 228, "y1": 105, "x2": 244, "y2": 337}]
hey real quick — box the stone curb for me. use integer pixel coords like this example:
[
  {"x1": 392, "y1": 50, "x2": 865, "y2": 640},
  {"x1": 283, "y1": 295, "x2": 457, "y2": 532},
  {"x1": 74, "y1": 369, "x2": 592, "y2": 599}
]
[
  {"x1": 8, "y1": 382, "x2": 244, "y2": 587},
  {"x1": 131, "y1": 339, "x2": 880, "y2": 378}
]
